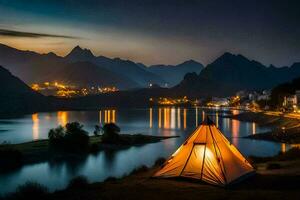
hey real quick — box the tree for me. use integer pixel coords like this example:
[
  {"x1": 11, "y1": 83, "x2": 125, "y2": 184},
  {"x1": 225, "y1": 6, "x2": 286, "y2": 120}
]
[
  {"x1": 48, "y1": 126, "x2": 65, "y2": 146},
  {"x1": 102, "y1": 123, "x2": 121, "y2": 144},
  {"x1": 64, "y1": 122, "x2": 89, "y2": 151},
  {"x1": 48, "y1": 122, "x2": 89, "y2": 152},
  {"x1": 94, "y1": 125, "x2": 101, "y2": 136}
]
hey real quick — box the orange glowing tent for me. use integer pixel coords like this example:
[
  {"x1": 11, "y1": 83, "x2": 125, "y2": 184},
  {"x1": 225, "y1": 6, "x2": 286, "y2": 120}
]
[{"x1": 154, "y1": 117, "x2": 255, "y2": 186}]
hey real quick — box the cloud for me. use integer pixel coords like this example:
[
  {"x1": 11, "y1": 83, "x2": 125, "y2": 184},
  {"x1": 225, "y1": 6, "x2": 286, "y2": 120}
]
[{"x1": 0, "y1": 29, "x2": 79, "y2": 39}]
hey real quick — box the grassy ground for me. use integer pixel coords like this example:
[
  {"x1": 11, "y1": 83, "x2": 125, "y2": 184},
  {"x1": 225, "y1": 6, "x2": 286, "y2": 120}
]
[
  {"x1": 46, "y1": 153, "x2": 300, "y2": 200},
  {"x1": 4, "y1": 149, "x2": 300, "y2": 200}
]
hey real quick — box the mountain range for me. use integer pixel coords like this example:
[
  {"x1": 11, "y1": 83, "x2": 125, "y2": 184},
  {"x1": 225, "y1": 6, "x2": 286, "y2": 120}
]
[
  {"x1": 0, "y1": 43, "x2": 202, "y2": 89},
  {"x1": 175, "y1": 52, "x2": 300, "y2": 97},
  {"x1": 146, "y1": 60, "x2": 204, "y2": 86},
  {"x1": 0, "y1": 65, "x2": 53, "y2": 115},
  {"x1": 1, "y1": 43, "x2": 300, "y2": 98}
]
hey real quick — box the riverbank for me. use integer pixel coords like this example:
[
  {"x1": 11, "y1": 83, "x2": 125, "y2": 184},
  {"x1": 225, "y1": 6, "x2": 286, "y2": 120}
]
[
  {"x1": 228, "y1": 111, "x2": 300, "y2": 144},
  {"x1": 0, "y1": 134, "x2": 178, "y2": 173},
  {"x1": 7, "y1": 148, "x2": 300, "y2": 200}
]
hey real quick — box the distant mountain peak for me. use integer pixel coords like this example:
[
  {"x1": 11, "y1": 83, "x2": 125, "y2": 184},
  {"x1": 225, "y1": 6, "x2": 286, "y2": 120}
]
[
  {"x1": 219, "y1": 52, "x2": 235, "y2": 59},
  {"x1": 65, "y1": 45, "x2": 95, "y2": 61},
  {"x1": 178, "y1": 59, "x2": 201, "y2": 66},
  {"x1": 211, "y1": 52, "x2": 251, "y2": 66},
  {"x1": 73, "y1": 45, "x2": 82, "y2": 50}
]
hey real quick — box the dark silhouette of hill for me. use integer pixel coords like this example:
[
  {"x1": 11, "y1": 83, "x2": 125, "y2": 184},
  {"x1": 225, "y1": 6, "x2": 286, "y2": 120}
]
[
  {"x1": 53, "y1": 61, "x2": 138, "y2": 89},
  {"x1": 146, "y1": 60, "x2": 204, "y2": 86},
  {"x1": 269, "y1": 75, "x2": 300, "y2": 108},
  {"x1": 0, "y1": 43, "x2": 65, "y2": 84},
  {"x1": 65, "y1": 45, "x2": 95, "y2": 61},
  {"x1": 0, "y1": 44, "x2": 165, "y2": 89},
  {"x1": 65, "y1": 46, "x2": 165, "y2": 87},
  {"x1": 0, "y1": 66, "x2": 54, "y2": 115},
  {"x1": 174, "y1": 53, "x2": 300, "y2": 97}
]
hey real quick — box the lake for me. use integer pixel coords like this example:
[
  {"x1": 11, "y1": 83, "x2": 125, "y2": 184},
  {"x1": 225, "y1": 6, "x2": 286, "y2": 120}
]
[{"x1": 0, "y1": 107, "x2": 293, "y2": 195}]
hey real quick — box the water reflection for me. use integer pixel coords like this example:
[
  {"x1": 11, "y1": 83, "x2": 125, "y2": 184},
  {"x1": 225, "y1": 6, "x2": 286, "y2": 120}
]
[
  {"x1": 32, "y1": 113, "x2": 39, "y2": 140},
  {"x1": 171, "y1": 108, "x2": 176, "y2": 129},
  {"x1": 112, "y1": 110, "x2": 116, "y2": 123},
  {"x1": 158, "y1": 108, "x2": 162, "y2": 128},
  {"x1": 281, "y1": 143, "x2": 286, "y2": 153},
  {"x1": 216, "y1": 111, "x2": 219, "y2": 127},
  {"x1": 252, "y1": 123, "x2": 256, "y2": 135},
  {"x1": 57, "y1": 111, "x2": 68, "y2": 126},
  {"x1": 99, "y1": 111, "x2": 102, "y2": 124},
  {"x1": 231, "y1": 119, "x2": 239, "y2": 146},
  {"x1": 163, "y1": 108, "x2": 170, "y2": 129},
  {"x1": 99, "y1": 109, "x2": 116, "y2": 124},
  {"x1": 177, "y1": 108, "x2": 181, "y2": 129},
  {"x1": 149, "y1": 108, "x2": 153, "y2": 128},
  {"x1": 0, "y1": 108, "x2": 285, "y2": 195},
  {"x1": 195, "y1": 107, "x2": 198, "y2": 127},
  {"x1": 183, "y1": 108, "x2": 187, "y2": 130}
]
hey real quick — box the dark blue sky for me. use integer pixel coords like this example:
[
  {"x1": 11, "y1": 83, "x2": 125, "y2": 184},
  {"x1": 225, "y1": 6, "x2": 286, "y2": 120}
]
[{"x1": 0, "y1": 0, "x2": 299, "y2": 66}]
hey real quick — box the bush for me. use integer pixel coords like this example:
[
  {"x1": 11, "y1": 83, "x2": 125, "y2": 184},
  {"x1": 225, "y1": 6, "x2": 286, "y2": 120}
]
[
  {"x1": 0, "y1": 148, "x2": 23, "y2": 172},
  {"x1": 102, "y1": 123, "x2": 121, "y2": 144},
  {"x1": 48, "y1": 126, "x2": 65, "y2": 146},
  {"x1": 94, "y1": 125, "x2": 101, "y2": 136},
  {"x1": 154, "y1": 157, "x2": 166, "y2": 167},
  {"x1": 6, "y1": 182, "x2": 48, "y2": 200},
  {"x1": 130, "y1": 165, "x2": 149, "y2": 175},
  {"x1": 48, "y1": 122, "x2": 89, "y2": 152},
  {"x1": 67, "y1": 176, "x2": 89, "y2": 189},
  {"x1": 65, "y1": 122, "x2": 89, "y2": 151},
  {"x1": 104, "y1": 176, "x2": 118, "y2": 182},
  {"x1": 266, "y1": 163, "x2": 281, "y2": 170}
]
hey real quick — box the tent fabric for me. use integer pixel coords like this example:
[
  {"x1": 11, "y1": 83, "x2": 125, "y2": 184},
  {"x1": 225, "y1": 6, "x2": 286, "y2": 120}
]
[{"x1": 154, "y1": 118, "x2": 254, "y2": 186}]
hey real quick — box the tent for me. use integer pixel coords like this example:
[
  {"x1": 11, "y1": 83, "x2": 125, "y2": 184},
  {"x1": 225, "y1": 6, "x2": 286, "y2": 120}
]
[{"x1": 154, "y1": 117, "x2": 255, "y2": 186}]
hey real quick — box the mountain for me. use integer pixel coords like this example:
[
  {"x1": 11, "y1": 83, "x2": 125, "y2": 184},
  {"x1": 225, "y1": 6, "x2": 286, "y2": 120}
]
[
  {"x1": 65, "y1": 45, "x2": 95, "y2": 61},
  {"x1": 0, "y1": 43, "x2": 64, "y2": 83},
  {"x1": 52, "y1": 61, "x2": 138, "y2": 89},
  {"x1": 147, "y1": 60, "x2": 204, "y2": 86},
  {"x1": 269, "y1": 76, "x2": 300, "y2": 108},
  {"x1": 175, "y1": 52, "x2": 300, "y2": 97},
  {"x1": 0, "y1": 66, "x2": 52, "y2": 115},
  {"x1": 0, "y1": 44, "x2": 165, "y2": 90},
  {"x1": 65, "y1": 46, "x2": 165, "y2": 87}
]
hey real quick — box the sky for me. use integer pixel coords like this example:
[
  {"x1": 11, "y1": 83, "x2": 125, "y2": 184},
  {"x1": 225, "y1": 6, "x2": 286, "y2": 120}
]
[{"x1": 0, "y1": 0, "x2": 299, "y2": 66}]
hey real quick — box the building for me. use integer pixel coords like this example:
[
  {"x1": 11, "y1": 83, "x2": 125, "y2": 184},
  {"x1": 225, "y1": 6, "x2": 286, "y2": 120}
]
[
  {"x1": 257, "y1": 90, "x2": 271, "y2": 101},
  {"x1": 283, "y1": 95, "x2": 297, "y2": 107},
  {"x1": 208, "y1": 97, "x2": 229, "y2": 107},
  {"x1": 296, "y1": 90, "x2": 300, "y2": 104}
]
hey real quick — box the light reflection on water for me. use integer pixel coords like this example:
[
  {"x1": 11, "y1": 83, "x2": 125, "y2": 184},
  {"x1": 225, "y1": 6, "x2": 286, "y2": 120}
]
[{"x1": 0, "y1": 107, "x2": 296, "y2": 195}]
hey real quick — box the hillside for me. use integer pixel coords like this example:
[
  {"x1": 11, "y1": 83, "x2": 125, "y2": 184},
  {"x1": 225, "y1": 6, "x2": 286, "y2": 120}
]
[
  {"x1": 175, "y1": 53, "x2": 300, "y2": 97},
  {"x1": 0, "y1": 44, "x2": 164, "y2": 89},
  {"x1": 147, "y1": 60, "x2": 203, "y2": 86},
  {"x1": 0, "y1": 66, "x2": 53, "y2": 115},
  {"x1": 65, "y1": 46, "x2": 165, "y2": 87},
  {"x1": 52, "y1": 61, "x2": 138, "y2": 89}
]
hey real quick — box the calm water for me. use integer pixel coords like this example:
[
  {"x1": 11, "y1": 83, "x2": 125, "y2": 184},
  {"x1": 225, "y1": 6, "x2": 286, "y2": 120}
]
[{"x1": 0, "y1": 107, "x2": 294, "y2": 195}]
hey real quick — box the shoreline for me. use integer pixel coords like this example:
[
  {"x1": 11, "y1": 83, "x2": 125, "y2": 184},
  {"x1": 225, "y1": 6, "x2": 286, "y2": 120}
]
[
  {"x1": 228, "y1": 111, "x2": 300, "y2": 144},
  {"x1": 6, "y1": 147, "x2": 300, "y2": 200},
  {"x1": 0, "y1": 134, "x2": 179, "y2": 173}
]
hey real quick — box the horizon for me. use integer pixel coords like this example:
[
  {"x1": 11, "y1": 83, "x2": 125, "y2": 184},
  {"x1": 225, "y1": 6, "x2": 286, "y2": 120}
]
[
  {"x1": 0, "y1": 0, "x2": 299, "y2": 66},
  {"x1": 2, "y1": 42, "x2": 299, "y2": 68}
]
